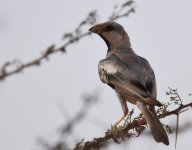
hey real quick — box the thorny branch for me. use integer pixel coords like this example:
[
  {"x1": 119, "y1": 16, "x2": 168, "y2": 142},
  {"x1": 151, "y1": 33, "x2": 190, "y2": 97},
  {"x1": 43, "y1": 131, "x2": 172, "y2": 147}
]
[
  {"x1": 37, "y1": 90, "x2": 100, "y2": 150},
  {"x1": 39, "y1": 88, "x2": 192, "y2": 150},
  {"x1": 69, "y1": 88, "x2": 192, "y2": 150},
  {"x1": 0, "y1": 0, "x2": 135, "y2": 81}
]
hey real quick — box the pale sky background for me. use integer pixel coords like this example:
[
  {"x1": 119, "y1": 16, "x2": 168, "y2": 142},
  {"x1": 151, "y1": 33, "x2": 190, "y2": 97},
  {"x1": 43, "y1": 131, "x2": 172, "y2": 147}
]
[{"x1": 0, "y1": 0, "x2": 192, "y2": 150}]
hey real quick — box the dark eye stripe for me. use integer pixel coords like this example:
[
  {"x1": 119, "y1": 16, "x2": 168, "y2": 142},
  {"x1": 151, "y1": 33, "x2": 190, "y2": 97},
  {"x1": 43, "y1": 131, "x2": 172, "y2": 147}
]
[{"x1": 105, "y1": 25, "x2": 115, "y2": 32}]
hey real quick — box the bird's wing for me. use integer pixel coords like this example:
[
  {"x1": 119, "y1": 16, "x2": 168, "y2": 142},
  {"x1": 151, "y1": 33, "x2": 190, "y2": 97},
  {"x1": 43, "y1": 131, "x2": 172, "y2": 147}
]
[
  {"x1": 138, "y1": 56, "x2": 157, "y2": 98},
  {"x1": 98, "y1": 54, "x2": 161, "y2": 106}
]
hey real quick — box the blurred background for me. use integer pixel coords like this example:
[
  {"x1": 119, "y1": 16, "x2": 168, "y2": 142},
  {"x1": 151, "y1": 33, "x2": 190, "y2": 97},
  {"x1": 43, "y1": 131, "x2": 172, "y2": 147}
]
[{"x1": 0, "y1": 0, "x2": 192, "y2": 149}]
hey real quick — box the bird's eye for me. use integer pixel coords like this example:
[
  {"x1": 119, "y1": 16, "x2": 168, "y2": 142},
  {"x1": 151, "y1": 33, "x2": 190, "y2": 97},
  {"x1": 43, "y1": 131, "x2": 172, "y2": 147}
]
[{"x1": 105, "y1": 26, "x2": 115, "y2": 32}]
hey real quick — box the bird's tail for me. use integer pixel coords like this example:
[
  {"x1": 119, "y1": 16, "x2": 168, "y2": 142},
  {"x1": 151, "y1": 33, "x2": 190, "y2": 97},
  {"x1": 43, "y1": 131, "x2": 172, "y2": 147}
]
[{"x1": 136, "y1": 102, "x2": 169, "y2": 145}]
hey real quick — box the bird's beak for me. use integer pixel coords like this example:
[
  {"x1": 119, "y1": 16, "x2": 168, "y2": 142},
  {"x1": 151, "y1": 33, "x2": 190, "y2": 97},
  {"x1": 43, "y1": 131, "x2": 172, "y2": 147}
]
[{"x1": 89, "y1": 24, "x2": 101, "y2": 34}]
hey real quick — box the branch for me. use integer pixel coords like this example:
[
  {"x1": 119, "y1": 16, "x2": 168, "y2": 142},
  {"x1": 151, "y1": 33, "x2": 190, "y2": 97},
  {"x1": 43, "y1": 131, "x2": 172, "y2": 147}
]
[
  {"x1": 39, "y1": 88, "x2": 191, "y2": 150},
  {"x1": 37, "y1": 90, "x2": 100, "y2": 150},
  {"x1": 70, "y1": 88, "x2": 192, "y2": 150},
  {"x1": 0, "y1": 0, "x2": 135, "y2": 81},
  {"x1": 160, "y1": 103, "x2": 192, "y2": 117},
  {"x1": 72, "y1": 102, "x2": 192, "y2": 150}
]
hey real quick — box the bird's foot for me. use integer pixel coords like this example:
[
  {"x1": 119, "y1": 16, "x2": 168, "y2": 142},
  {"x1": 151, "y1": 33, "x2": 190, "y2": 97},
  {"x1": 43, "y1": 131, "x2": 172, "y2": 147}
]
[{"x1": 112, "y1": 114, "x2": 127, "y2": 128}]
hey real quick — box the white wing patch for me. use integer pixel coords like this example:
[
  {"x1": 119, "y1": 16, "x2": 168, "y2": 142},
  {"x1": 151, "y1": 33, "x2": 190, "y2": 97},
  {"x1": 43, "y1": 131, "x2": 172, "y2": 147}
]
[
  {"x1": 99, "y1": 62, "x2": 117, "y2": 74},
  {"x1": 98, "y1": 59, "x2": 118, "y2": 84}
]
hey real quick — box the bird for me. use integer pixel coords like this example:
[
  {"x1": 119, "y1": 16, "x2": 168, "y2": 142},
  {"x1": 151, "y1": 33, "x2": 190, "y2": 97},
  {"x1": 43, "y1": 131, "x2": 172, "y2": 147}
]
[{"x1": 89, "y1": 22, "x2": 169, "y2": 145}]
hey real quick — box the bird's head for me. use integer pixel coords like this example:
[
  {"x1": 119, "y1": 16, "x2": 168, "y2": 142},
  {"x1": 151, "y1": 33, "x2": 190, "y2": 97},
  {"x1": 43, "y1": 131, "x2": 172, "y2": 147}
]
[{"x1": 89, "y1": 22, "x2": 131, "y2": 49}]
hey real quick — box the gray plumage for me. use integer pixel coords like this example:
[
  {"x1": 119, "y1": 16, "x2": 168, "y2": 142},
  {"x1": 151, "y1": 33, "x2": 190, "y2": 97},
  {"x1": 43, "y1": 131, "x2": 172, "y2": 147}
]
[{"x1": 89, "y1": 22, "x2": 169, "y2": 145}]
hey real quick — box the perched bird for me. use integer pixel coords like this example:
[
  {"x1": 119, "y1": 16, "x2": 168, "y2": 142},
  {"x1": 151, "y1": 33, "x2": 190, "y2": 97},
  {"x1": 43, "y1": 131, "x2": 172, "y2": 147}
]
[{"x1": 89, "y1": 22, "x2": 169, "y2": 145}]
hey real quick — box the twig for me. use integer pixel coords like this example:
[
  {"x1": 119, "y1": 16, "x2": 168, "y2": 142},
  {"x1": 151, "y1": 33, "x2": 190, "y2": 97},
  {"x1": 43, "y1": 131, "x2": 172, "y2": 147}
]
[
  {"x1": 159, "y1": 103, "x2": 192, "y2": 117},
  {"x1": 175, "y1": 114, "x2": 179, "y2": 149},
  {"x1": 0, "y1": 0, "x2": 135, "y2": 81},
  {"x1": 73, "y1": 102, "x2": 192, "y2": 150},
  {"x1": 37, "y1": 90, "x2": 100, "y2": 150}
]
